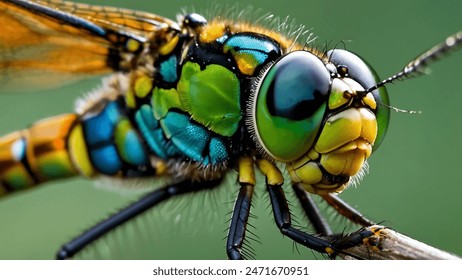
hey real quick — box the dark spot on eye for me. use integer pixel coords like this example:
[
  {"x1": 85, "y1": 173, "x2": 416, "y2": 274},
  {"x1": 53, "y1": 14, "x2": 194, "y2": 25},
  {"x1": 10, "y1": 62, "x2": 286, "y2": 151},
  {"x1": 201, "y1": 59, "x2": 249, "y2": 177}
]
[{"x1": 337, "y1": 65, "x2": 348, "y2": 77}]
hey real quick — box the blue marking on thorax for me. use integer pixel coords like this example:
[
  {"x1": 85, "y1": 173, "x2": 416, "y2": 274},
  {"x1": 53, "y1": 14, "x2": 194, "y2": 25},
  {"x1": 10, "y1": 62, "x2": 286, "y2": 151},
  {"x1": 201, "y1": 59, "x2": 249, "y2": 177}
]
[
  {"x1": 135, "y1": 105, "x2": 169, "y2": 159},
  {"x1": 91, "y1": 146, "x2": 122, "y2": 175},
  {"x1": 223, "y1": 33, "x2": 282, "y2": 65},
  {"x1": 122, "y1": 130, "x2": 148, "y2": 166},
  {"x1": 135, "y1": 105, "x2": 182, "y2": 159},
  {"x1": 208, "y1": 137, "x2": 228, "y2": 164},
  {"x1": 162, "y1": 111, "x2": 209, "y2": 163},
  {"x1": 83, "y1": 102, "x2": 120, "y2": 146},
  {"x1": 134, "y1": 105, "x2": 229, "y2": 165},
  {"x1": 82, "y1": 101, "x2": 122, "y2": 175},
  {"x1": 224, "y1": 34, "x2": 280, "y2": 54},
  {"x1": 159, "y1": 55, "x2": 178, "y2": 83}
]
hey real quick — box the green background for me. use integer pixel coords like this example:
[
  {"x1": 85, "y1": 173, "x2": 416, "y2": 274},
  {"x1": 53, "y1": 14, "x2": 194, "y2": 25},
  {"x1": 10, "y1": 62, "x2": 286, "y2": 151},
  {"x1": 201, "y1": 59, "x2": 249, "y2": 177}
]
[{"x1": 0, "y1": 0, "x2": 461, "y2": 260}]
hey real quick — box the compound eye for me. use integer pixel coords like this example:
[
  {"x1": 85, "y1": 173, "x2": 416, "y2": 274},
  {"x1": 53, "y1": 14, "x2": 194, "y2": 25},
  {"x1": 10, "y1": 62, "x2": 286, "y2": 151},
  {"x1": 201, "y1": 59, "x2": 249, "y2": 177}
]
[
  {"x1": 253, "y1": 51, "x2": 331, "y2": 162},
  {"x1": 327, "y1": 49, "x2": 390, "y2": 151}
]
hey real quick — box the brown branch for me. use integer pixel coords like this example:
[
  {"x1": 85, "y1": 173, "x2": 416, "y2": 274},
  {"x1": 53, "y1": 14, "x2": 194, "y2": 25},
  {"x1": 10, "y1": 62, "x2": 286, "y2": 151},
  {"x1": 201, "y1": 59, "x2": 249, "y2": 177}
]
[{"x1": 340, "y1": 225, "x2": 461, "y2": 260}]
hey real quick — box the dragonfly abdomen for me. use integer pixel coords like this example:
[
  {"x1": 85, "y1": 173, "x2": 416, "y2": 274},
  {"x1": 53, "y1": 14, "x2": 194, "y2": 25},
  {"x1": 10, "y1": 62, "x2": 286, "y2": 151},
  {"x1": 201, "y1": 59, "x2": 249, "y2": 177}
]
[
  {"x1": 0, "y1": 114, "x2": 80, "y2": 196},
  {"x1": 0, "y1": 97, "x2": 159, "y2": 196}
]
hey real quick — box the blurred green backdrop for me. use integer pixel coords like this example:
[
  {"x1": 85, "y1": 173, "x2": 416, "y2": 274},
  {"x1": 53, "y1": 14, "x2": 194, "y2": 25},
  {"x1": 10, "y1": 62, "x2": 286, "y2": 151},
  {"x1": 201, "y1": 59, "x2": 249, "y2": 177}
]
[{"x1": 0, "y1": 0, "x2": 461, "y2": 260}]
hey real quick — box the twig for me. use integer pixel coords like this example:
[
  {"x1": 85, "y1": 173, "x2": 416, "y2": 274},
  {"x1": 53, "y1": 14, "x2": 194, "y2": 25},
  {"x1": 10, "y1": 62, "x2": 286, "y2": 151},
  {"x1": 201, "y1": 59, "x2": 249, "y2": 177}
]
[{"x1": 340, "y1": 225, "x2": 461, "y2": 260}]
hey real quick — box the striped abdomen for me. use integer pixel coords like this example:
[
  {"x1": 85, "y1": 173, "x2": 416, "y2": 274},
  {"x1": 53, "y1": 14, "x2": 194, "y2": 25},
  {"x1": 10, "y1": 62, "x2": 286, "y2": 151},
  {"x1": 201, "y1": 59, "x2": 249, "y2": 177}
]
[{"x1": 0, "y1": 98, "x2": 156, "y2": 197}]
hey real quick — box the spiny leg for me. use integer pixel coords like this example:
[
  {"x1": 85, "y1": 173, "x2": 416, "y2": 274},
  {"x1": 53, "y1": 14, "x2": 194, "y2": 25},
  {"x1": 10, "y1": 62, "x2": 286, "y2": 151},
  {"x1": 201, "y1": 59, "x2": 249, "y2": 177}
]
[
  {"x1": 292, "y1": 183, "x2": 332, "y2": 236},
  {"x1": 321, "y1": 193, "x2": 374, "y2": 227},
  {"x1": 226, "y1": 157, "x2": 256, "y2": 260},
  {"x1": 57, "y1": 179, "x2": 221, "y2": 259},
  {"x1": 258, "y1": 160, "x2": 378, "y2": 258},
  {"x1": 257, "y1": 159, "x2": 336, "y2": 255},
  {"x1": 293, "y1": 183, "x2": 383, "y2": 258},
  {"x1": 319, "y1": 193, "x2": 384, "y2": 255},
  {"x1": 226, "y1": 184, "x2": 254, "y2": 260}
]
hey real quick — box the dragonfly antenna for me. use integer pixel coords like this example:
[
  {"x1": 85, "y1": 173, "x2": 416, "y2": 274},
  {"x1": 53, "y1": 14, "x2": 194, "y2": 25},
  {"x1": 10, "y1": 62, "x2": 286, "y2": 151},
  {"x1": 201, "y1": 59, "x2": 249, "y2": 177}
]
[{"x1": 364, "y1": 31, "x2": 462, "y2": 94}]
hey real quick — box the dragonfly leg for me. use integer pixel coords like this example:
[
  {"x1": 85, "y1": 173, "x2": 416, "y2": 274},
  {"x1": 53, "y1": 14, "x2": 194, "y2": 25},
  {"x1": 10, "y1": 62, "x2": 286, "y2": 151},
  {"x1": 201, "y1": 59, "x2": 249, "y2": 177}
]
[
  {"x1": 291, "y1": 183, "x2": 333, "y2": 236},
  {"x1": 258, "y1": 159, "x2": 378, "y2": 258},
  {"x1": 321, "y1": 193, "x2": 374, "y2": 226},
  {"x1": 331, "y1": 225, "x2": 384, "y2": 253},
  {"x1": 256, "y1": 159, "x2": 335, "y2": 255},
  {"x1": 226, "y1": 157, "x2": 256, "y2": 260},
  {"x1": 56, "y1": 179, "x2": 221, "y2": 259},
  {"x1": 293, "y1": 182, "x2": 387, "y2": 258},
  {"x1": 267, "y1": 183, "x2": 339, "y2": 255},
  {"x1": 226, "y1": 183, "x2": 254, "y2": 260}
]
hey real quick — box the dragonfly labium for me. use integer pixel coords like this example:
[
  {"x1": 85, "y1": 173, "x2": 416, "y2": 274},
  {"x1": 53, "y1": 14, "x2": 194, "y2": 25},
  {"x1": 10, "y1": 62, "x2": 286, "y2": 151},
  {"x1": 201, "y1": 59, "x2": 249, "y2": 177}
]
[{"x1": 0, "y1": 0, "x2": 461, "y2": 259}]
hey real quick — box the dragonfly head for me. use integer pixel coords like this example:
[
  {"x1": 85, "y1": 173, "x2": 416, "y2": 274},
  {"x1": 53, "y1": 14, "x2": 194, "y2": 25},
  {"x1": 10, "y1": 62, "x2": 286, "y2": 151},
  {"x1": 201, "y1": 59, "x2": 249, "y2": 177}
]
[{"x1": 250, "y1": 49, "x2": 390, "y2": 194}]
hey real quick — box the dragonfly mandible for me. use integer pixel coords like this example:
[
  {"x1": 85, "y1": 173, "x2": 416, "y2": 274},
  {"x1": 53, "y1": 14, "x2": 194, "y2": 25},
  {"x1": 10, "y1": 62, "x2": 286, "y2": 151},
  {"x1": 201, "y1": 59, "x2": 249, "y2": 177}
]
[{"x1": 0, "y1": 1, "x2": 462, "y2": 258}]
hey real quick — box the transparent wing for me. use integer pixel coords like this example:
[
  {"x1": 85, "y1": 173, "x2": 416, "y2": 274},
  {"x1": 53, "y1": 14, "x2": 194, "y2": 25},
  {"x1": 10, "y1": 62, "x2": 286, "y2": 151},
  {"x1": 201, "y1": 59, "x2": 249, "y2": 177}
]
[
  {"x1": 34, "y1": 0, "x2": 180, "y2": 38},
  {"x1": 0, "y1": 0, "x2": 179, "y2": 93}
]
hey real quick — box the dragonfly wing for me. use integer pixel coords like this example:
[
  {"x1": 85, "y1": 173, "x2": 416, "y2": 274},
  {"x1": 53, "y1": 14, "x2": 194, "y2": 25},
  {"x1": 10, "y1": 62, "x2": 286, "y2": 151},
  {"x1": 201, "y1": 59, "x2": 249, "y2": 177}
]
[
  {"x1": 0, "y1": 0, "x2": 179, "y2": 93},
  {"x1": 32, "y1": 0, "x2": 180, "y2": 38}
]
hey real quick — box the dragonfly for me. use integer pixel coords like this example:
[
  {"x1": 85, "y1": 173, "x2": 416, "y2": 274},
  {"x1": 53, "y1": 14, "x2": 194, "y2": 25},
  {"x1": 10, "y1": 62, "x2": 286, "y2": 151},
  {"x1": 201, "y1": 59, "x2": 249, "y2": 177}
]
[{"x1": 0, "y1": 0, "x2": 461, "y2": 259}]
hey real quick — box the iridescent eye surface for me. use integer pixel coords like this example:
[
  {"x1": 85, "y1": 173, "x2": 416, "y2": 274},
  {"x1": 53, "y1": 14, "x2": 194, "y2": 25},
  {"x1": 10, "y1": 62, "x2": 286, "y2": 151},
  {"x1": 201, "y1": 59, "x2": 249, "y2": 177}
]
[
  {"x1": 253, "y1": 51, "x2": 331, "y2": 162},
  {"x1": 327, "y1": 49, "x2": 390, "y2": 150}
]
